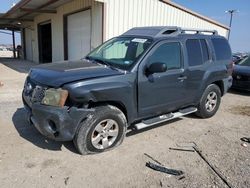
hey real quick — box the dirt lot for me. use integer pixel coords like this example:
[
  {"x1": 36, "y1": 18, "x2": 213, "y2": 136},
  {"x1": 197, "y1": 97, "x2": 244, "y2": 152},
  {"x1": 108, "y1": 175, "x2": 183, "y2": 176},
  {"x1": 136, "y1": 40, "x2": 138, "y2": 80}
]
[
  {"x1": 0, "y1": 51, "x2": 15, "y2": 58},
  {"x1": 0, "y1": 59, "x2": 249, "y2": 188}
]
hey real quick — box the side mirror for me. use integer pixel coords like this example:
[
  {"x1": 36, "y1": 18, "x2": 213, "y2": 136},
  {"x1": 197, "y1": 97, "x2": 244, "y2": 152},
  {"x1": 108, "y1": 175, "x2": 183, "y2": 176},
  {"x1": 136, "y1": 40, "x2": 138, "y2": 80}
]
[{"x1": 146, "y1": 62, "x2": 167, "y2": 74}]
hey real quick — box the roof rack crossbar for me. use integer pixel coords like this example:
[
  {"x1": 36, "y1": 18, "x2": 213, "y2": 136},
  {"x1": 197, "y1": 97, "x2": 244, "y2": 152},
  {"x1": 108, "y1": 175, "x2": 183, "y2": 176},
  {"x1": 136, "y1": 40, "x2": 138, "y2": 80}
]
[
  {"x1": 179, "y1": 28, "x2": 218, "y2": 35},
  {"x1": 157, "y1": 27, "x2": 218, "y2": 36}
]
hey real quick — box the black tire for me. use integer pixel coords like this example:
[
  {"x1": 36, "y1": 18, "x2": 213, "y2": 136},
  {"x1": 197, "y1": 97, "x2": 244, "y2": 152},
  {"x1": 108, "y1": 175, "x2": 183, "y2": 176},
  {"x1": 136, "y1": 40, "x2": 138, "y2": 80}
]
[
  {"x1": 195, "y1": 84, "x2": 221, "y2": 118},
  {"x1": 73, "y1": 105, "x2": 127, "y2": 155}
]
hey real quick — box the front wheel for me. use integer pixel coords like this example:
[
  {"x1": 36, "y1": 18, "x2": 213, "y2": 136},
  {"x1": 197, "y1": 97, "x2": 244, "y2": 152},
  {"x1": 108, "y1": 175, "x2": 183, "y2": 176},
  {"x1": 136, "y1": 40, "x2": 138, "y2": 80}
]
[
  {"x1": 73, "y1": 105, "x2": 127, "y2": 155},
  {"x1": 196, "y1": 84, "x2": 221, "y2": 118}
]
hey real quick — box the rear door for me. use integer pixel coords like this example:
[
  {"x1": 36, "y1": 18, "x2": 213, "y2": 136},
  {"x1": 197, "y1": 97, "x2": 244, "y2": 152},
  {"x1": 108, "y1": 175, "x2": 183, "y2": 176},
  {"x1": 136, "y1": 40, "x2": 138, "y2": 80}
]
[
  {"x1": 184, "y1": 38, "x2": 211, "y2": 103},
  {"x1": 138, "y1": 40, "x2": 188, "y2": 117}
]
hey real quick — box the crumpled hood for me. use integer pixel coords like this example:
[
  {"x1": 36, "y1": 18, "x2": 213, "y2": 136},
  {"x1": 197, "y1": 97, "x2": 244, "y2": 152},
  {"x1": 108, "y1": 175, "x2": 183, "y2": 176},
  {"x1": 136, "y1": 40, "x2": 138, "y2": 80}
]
[{"x1": 29, "y1": 60, "x2": 123, "y2": 87}]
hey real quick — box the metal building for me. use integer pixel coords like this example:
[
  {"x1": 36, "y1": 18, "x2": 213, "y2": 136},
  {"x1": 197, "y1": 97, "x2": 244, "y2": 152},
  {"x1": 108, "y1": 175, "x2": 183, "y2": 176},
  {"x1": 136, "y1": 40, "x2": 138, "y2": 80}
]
[{"x1": 0, "y1": 0, "x2": 229, "y2": 63}]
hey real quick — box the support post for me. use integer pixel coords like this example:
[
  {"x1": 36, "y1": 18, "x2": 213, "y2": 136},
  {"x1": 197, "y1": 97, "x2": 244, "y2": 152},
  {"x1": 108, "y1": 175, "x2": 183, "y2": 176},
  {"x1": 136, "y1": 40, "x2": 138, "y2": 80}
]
[{"x1": 12, "y1": 30, "x2": 16, "y2": 58}]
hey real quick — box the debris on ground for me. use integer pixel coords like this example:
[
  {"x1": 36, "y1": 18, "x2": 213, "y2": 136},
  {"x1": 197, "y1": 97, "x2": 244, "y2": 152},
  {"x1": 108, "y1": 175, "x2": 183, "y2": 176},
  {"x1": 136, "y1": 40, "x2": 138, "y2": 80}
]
[
  {"x1": 241, "y1": 143, "x2": 248, "y2": 147},
  {"x1": 240, "y1": 137, "x2": 250, "y2": 143},
  {"x1": 178, "y1": 176, "x2": 185, "y2": 180},
  {"x1": 146, "y1": 161, "x2": 184, "y2": 176},
  {"x1": 144, "y1": 153, "x2": 184, "y2": 176},
  {"x1": 169, "y1": 147, "x2": 194, "y2": 152},
  {"x1": 0, "y1": 81, "x2": 3, "y2": 87},
  {"x1": 144, "y1": 153, "x2": 164, "y2": 166},
  {"x1": 170, "y1": 142, "x2": 233, "y2": 188},
  {"x1": 64, "y1": 177, "x2": 69, "y2": 185}
]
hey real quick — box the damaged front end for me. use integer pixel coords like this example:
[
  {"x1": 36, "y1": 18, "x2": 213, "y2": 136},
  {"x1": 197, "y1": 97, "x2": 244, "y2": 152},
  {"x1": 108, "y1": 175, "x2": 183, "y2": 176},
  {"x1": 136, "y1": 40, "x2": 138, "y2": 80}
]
[{"x1": 22, "y1": 77, "x2": 93, "y2": 141}]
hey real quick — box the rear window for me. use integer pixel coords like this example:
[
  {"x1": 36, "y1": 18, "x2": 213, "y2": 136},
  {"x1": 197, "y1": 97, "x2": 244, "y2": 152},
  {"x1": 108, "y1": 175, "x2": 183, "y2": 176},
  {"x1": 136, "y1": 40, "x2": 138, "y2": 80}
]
[{"x1": 211, "y1": 38, "x2": 231, "y2": 60}]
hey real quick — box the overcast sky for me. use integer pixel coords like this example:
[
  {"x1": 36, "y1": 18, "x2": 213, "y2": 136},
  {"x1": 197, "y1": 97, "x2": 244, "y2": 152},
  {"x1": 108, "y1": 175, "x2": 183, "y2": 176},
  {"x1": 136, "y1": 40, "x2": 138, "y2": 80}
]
[{"x1": 1, "y1": 0, "x2": 250, "y2": 52}]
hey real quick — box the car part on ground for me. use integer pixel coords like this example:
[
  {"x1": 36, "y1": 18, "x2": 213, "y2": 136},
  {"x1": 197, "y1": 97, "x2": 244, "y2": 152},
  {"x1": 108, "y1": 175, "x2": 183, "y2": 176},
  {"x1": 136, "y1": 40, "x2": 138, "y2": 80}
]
[
  {"x1": 144, "y1": 153, "x2": 184, "y2": 176},
  {"x1": 146, "y1": 161, "x2": 184, "y2": 176},
  {"x1": 240, "y1": 137, "x2": 250, "y2": 143}
]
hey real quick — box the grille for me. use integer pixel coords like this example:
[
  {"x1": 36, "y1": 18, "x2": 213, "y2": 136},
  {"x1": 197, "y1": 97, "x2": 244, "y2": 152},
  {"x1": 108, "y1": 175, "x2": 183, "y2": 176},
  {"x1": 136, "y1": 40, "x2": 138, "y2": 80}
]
[
  {"x1": 31, "y1": 86, "x2": 46, "y2": 103},
  {"x1": 24, "y1": 77, "x2": 46, "y2": 103}
]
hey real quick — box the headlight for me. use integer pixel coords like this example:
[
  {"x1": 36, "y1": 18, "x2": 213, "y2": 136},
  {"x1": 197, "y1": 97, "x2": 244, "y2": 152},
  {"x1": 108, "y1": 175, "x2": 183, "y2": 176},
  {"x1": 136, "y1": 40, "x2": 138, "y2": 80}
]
[{"x1": 41, "y1": 88, "x2": 68, "y2": 107}]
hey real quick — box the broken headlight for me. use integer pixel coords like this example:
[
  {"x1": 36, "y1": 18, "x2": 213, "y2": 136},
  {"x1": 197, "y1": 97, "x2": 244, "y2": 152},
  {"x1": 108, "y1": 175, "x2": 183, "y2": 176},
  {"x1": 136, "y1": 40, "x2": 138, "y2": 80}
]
[{"x1": 41, "y1": 88, "x2": 68, "y2": 107}]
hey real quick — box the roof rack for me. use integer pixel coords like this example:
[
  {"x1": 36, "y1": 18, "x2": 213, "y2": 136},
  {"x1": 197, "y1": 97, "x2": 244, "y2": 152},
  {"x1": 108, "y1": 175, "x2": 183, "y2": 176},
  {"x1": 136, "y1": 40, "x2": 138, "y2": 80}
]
[
  {"x1": 155, "y1": 27, "x2": 218, "y2": 37},
  {"x1": 179, "y1": 28, "x2": 218, "y2": 35},
  {"x1": 122, "y1": 26, "x2": 218, "y2": 38}
]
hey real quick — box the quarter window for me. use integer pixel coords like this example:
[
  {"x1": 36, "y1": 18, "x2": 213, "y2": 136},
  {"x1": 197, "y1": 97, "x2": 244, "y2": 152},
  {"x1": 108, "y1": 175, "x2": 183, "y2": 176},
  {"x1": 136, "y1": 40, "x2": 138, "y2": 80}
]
[
  {"x1": 149, "y1": 42, "x2": 181, "y2": 70},
  {"x1": 211, "y1": 38, "x2": 231, "y2": 60}
]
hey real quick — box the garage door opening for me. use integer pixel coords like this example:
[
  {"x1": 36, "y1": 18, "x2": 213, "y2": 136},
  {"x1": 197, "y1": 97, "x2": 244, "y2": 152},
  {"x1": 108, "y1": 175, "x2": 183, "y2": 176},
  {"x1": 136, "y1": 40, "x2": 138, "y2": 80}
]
[
  {"x1": 64, "y1": 9, "x2": 91, "y2": 61},
  {"x1": 38, "y1": 21, "x2": 52, "y2": 63}
]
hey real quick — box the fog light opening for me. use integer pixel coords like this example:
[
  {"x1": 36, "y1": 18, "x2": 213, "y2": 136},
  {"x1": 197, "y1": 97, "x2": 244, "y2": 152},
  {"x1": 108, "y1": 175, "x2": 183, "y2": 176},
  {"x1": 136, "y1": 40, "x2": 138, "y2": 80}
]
[
  {"x1": 53, "y1": 132, "x2": 59, "y2": 137},
  {"x1": 48, "y1": 120, "x2": 57, "y2": 133}
]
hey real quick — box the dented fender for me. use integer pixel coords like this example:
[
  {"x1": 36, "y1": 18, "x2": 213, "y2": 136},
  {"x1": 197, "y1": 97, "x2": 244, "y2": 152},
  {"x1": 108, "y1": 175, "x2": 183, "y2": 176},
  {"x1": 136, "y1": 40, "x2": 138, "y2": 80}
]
[{"x1": 63, "y1": 73, "x2": 137, "y2": 124}]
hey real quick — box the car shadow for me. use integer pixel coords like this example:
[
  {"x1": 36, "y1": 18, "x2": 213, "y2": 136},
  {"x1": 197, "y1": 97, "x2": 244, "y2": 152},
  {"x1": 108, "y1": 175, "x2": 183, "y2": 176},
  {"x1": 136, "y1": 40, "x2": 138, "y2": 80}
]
[
  {"x1": 12, "y1": 107, "x2": 78, "y2": 154},
  {"x1": 228, "y1": 89, "x2": 250, "y2": 96}
]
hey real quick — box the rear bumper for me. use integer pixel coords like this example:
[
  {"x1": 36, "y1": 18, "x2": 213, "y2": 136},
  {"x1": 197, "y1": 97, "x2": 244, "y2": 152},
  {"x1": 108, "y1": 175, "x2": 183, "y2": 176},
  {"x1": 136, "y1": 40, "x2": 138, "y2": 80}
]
[
  {"x1": 223, "y1": 76, "x2": 233, "y2": 95},
  {"x1": 23, "y1": 92, "x2": 94, "y2": 141}
]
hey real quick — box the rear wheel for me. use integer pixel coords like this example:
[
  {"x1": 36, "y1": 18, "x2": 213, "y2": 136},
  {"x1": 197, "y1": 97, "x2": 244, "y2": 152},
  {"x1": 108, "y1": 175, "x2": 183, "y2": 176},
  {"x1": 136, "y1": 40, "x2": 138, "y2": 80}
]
[
  {"x1": 196, "y1": 84, "x2": 221, "y2": 118},
  {"x1": 73, "y1": 105, "x2": 127, "y2": 155}
]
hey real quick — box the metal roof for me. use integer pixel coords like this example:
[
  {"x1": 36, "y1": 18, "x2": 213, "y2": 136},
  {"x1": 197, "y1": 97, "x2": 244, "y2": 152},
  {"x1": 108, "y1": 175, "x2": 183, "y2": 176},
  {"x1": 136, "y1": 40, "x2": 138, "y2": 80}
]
[
  {"x1": 0, "y1": 0, "x2": 229, "y2": 31},
  {"x1": 0, "y1": 0, "x2": 72, "y2": 30}
]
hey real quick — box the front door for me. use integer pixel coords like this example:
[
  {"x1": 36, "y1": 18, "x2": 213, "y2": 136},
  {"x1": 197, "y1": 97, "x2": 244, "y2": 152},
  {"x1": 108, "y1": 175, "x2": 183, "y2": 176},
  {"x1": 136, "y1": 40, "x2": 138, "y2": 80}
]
[{"x1": 138, "y1": 41, "x2": 187, "y2": 117}]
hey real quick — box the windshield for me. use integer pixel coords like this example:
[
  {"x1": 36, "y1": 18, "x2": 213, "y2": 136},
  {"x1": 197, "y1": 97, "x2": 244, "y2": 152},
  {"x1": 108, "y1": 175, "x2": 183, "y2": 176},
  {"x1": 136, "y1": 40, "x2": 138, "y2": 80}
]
[
  {"x1": 238, "y1": 56, "x2": 250, "y2": 66},
  {"x1": 86, "y1": 37, "x2": 152, "y2": 70}
]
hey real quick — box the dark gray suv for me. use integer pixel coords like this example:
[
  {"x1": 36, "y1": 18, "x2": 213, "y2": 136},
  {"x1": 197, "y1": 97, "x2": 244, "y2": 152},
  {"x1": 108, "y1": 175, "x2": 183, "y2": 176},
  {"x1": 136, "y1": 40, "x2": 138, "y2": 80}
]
[{"x1": 22, "y1": 26, "x2": 233, "y2": 154}]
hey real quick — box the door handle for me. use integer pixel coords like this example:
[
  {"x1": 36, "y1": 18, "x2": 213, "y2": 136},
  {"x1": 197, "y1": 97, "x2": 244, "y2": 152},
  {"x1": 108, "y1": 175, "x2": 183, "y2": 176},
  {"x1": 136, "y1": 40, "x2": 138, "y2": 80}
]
[{"x1": 177, "y1": 76, "x2": 187, "y2": 81}]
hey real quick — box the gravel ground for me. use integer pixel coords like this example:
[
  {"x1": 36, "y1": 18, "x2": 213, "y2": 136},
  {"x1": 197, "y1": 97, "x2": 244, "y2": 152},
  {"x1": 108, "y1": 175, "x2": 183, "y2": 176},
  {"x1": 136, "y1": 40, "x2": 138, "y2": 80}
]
[{"x1": 0, "y1": 59, "x2": 249, "y2": 188}]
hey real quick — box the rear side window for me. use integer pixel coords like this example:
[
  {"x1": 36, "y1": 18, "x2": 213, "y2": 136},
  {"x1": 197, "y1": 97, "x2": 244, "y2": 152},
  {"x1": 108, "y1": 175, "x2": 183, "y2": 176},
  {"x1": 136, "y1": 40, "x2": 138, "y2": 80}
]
[
  {"x1": 186, "y1": 39, "x2": 203, "y2": 66},
  {"x1": 200, "y1": 39, "x2": 209, "y2": 62},
  {"x1": 186, "y1": 39, "x2": 210, "y2": 66},
  {"x1": 211, "y1": 38, "x2": 231, "y2": 60}
]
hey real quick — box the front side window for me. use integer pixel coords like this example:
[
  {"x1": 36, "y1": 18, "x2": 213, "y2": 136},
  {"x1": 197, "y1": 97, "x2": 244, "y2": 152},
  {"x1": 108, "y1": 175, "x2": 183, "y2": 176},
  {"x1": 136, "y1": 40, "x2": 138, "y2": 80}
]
[
  {"x1": 148, "y1": 42, "x2": 181, "y2": 70},
  {"x1": 87, "y1": 37, "x2": 152, "y2": 70}
]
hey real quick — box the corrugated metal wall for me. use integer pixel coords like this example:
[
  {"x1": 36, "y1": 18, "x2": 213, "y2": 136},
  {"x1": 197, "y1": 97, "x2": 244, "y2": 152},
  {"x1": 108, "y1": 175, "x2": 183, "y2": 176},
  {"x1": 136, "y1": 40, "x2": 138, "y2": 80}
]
[
  {"x1": 24, "y1": 0, "x2": 103, "y2": 63},
  {"x1": 105, "y1": 0, "x2": 228, "y2": 40},
  {"x1": 23, "y1": 0, "x2": 228, "y2": 63}
]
